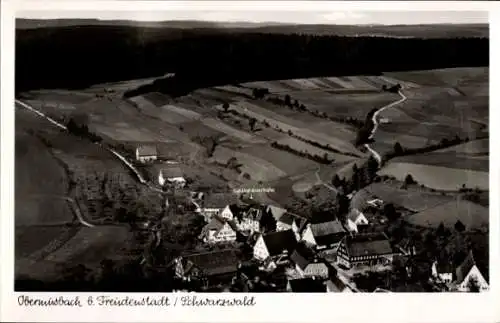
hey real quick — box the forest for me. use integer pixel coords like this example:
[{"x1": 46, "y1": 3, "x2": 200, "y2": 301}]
[{"x1": 16, "y1": 25, "x2": 488, "y2": 94}]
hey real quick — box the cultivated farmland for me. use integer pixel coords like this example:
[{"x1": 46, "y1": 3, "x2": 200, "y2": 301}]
[
  {"x1": 406, "y1": 199, "x2": 488, "y2": 229},
  {"x1": 377, "y1": 162, "x2": 489, "y2": 191}
]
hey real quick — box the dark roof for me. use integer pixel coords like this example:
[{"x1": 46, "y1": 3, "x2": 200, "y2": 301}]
[
  {"x1": 160, "y1": 166, "x2": 184, "y2": 178},
  {"x1": 288, "y1": 278, "x2": 326, "y2": 293},
  {"x1": 310, "y1": 219, "x2": 345, "y2": 236},
  {"x1": 315, "y1": 232, "x2": 347, "y2": 247},
  {"x1": 435, "y1": 259, "x2": 454, "y2": 274},
  {"x1": 203, "y1": 193, "x2": 239, "y2": 208},
  {"x1": 348, "y1": 208, "x2": 363, "y2": 222},
  {"x1": 262, "y1": 230, "x2": 298, "y2": 256},
  {"x1": 456, "y1": 251, "x2": 477, "y2": 283},
  {"x1": 345, "y1": 233, "x2": 393, "y2": 257},
  {"x1": 290, "y1": 243, "x2": 316, "y2": 270},
  {"x1": 180, "y1": 249, "x2": 241, "y2": 276},
  {"x1": 136, "y1": 145, "x2": 157, "y2": 156},
  {"x1": 310, "y1": 212, "x2": 337, "y2": 225},
  {"x1": 278, "y1": 212, "x2": 296, "y2": 225},
  {"x1": 266, "y1": 205, "x2": 287, "y2": 221}
]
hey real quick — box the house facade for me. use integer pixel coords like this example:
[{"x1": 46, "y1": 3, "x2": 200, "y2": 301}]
[
  {"x1": 201, "y1": 216, "x2": 237, "y2": 244},
  {"x1": 291, "y1": 243, "x2": 329, "y2": 279},
  {"x1": 337, "y1": 233, "x2": 394, "y2": 269},
  {"x1": 431, "y1": 260, "x2": 454, "y2": 283},
  {"x1": 455, "y1": 251, "x2": 489, "y2": 292},
  {"x1": 173, "y1": 249, "x2": 241, "y2": 287},
  {"x1": 346, "y1": 208, "x2": 369, "y2": 233},
  {"x1": 236, "y1": 206, "x2": 262, "y2": 233},
  {"x1": 200, "y1": 194, "x2": 239, "y2": 222},
  {"x1": 253, "y1": 230, "x2": 298, "y2": 264},
  {"x1": 301, "y1": 219, "x2": 346, "y2": 251},
  {"x1": 158, "y1": 167, "x2": 186, "y2": 188},
  {"x1": 135, "y1": 145, "x2": 157, "y2": 163}
]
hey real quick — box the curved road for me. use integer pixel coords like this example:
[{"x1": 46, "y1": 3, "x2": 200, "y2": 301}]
[{"x1": 364, "y1": 90, "x2": 407, "y2": 164}]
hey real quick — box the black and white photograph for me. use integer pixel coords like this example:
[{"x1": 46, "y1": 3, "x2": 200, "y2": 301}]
[{"x1": 8, "y1": 4, "x2": 491, "y2": 296}]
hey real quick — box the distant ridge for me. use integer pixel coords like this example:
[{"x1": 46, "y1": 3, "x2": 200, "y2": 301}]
[{"x1": 16, "y1": 19, "x2": 488, "y2": 38}]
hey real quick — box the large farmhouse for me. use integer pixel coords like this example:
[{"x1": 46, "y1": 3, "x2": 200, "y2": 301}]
[
  {"x1": 135, "y1": 145, "x2": 157, "y2": 163},
  {"x1": 302, "y1": 218, "x2": 346, "y2": 251},
  {"x1": 337, "y1": 233, "x2": 394, "y2": 269},
  {"x1": 173, "y1": 249, "x2": 241, "y2": 287},
  {"x1": 158, "y1": 166, "x2": 186, "y2": 188}
]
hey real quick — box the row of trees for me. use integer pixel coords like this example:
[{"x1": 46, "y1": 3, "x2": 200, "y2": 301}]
[{"x1": 271, "y1": 141, "x2": 333, "y2": 164}]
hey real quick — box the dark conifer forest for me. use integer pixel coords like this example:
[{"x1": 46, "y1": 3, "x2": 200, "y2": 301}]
[{"x1": 16, "y1": 25, "x2": 488, "y2": 95}]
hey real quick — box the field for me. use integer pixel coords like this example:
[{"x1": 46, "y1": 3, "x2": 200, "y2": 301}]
[
  {"x1": 229, "y1": 101, "x2": 363, "y2": 156},
  {"x1": 291, "y1": 91, "x2": 400, "y2": 119},
  {"x1": 241, "y1": 144, "x2": 319, "y2": 175},
  {"x1": 435, "y1": 138, "x2": 489, "y2": 155},
  {"x1": 406, "y1": 199, "x2": 489, "y2": 229},
  {"x1": 377, "y1": 162, "x2": 489, "y2": 191},
  {"x1": 275, "y1": 137, "x2": 356, "y2": 164},
  {"x1": 386, "y1": 67, "x2": 489, "y2": 88},
  {"x1": 210, "y1": 146, "x2": 287, "y2": 182},
  {"x1": 390, "y1": 152, "x2": 488, "y2": 172},
  {"x1": 355, "y1": 182, "x2": 454, "y2": 212}
]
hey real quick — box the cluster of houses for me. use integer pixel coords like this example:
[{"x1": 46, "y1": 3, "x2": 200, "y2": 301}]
[
  {"x1": 168, "y1": 191, "x2": 406, "y2": 292},
  {"x1": 137, "y1": 145, "x2": 489, "y2": 293},
  {"x1": 170, "y1": 191, "x2": 489, "y2": 293}
]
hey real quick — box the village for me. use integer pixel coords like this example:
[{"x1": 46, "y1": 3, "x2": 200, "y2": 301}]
[{"x1": 130, "y1": 144, "x2": 490, "y2": 293}]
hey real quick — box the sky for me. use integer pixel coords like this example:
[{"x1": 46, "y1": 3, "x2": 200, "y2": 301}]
[{"x1": 17, "y1": 10, "x2": 489, "y2": 25}]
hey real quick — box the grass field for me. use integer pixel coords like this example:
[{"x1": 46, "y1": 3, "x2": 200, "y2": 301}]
[
  {"x1": 406, "y1": 199, "x2": 489, "y2": 229},
  {"x1": 377, "y1": 162, "x2": 489, "y2": 191},
  {"x1": 43, "y1": 226, "x2": 133, "y2": 264},
  {"x1": 386, "y1": 67, "x2": 489, "y2": 88},
  {"x1": 241, "y1": 144, "x2": 319, "y2": 176},
  {"x1": 275, "y1": 137, "x2": 356, "y2": 164},
  {"x1": 435, "y1": 138, "x2": 489, "y2": 155},
  {"x1": 390, "y1": 152, "x2": 488, "y2": 172},
  {"x1": 291, "y1": 91, "x2": 399, "y2": 119},
  {"x1": 230, "y1": 101, "x2": 362, "y2": 156},
  {"x1": 359, "y1": 182, "x2": 454, "y2": 212},
  {"x1": 211, "y1": 146, "x2": 287, "y2": 182}
]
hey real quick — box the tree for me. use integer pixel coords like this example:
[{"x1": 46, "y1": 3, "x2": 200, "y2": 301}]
[
  {"x1": 454, "y1": 220, "x2": 466, "y2": 233},
  {"x1": 336, "y1": 193, "x2": 350, "y2": 221},
  {"x1": 366, "y1": 155, "x2": 379, "y2": 182},
  {"x1": 249, "y1": 118, "x2": 257, "y2": 132},
  {"x1": 332, "y1": 174, "x2": 342, "y2": 187},
  {"x1": 393, "y1": 142, "x2": 404, "y2": 156},
  {"x1": 284, "y1": 94, "x2": 292, "y2": 107},
  {"x1": 404, "y1": 174, "x2": 416, "y2": 186},
  {"x1": 384, "y1": 203, "x2": 398, "y2": 222},
  {"x1": 222, "y1": 102, "x2": 230, "y2": 112},
  {"x1": 436, "y1": 222, "x2": 446, "y2": 237}
]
